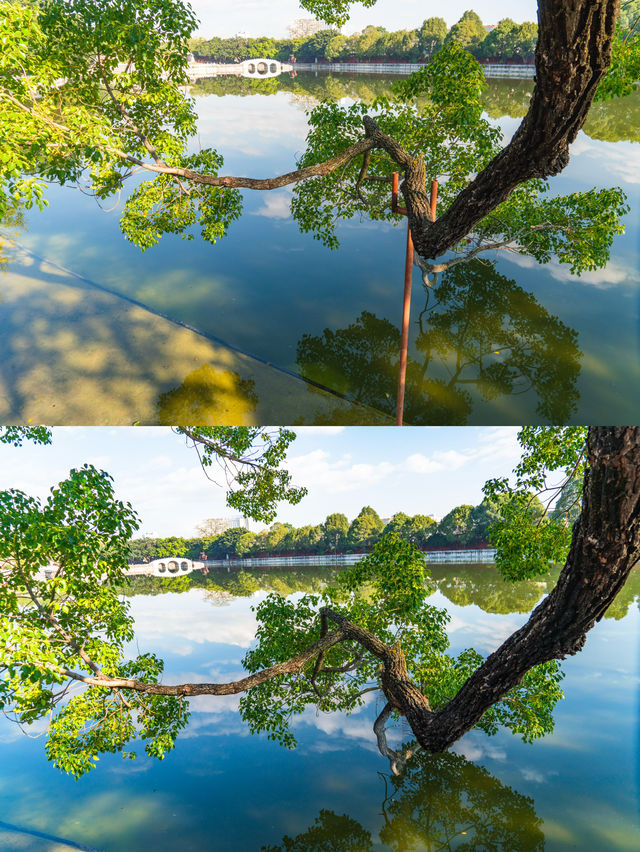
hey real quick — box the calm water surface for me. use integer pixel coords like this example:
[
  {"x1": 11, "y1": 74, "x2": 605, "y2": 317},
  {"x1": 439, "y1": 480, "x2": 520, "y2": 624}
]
[
  {"x1": 0, "y1": 565, "x2": 638, "y2": 851},
  {"x1": 1, "y1": 74, "x2": 639, "y2": 424}
]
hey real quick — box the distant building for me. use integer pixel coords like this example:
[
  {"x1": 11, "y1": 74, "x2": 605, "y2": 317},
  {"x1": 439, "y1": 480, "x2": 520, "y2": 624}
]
[
  {"x1": 484, "y1": 24, "x2": 497, "y2": 32},
  {"x1": 288, "y1": 18, "x2": 324, "y2": 39},
  {"x1": 197, "y1": 517, "x2": 250, "y2": 536}
]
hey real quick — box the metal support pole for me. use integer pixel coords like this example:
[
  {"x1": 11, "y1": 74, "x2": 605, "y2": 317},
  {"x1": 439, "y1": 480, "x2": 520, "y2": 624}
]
[
  {"x1": 430, "y1": 179, "x2": 438, "y2": 221},
  {"x1": 395, "y1": 222, "x2": 414, "y2": 425},
  {"x1": 392, "y1": 173, "x2": 438, "y2": 426},
  {"x1": 392, "y1": 171, "x2": 400, "y2": 213}
]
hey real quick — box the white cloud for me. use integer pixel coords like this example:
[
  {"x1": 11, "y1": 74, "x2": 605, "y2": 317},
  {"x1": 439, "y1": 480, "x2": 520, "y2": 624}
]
[
  {"x1": 287, "y1": 449, "x2": 398, "y2": 493},
  {"x1": 475, "y1": 426, "x2": 521, "y2": 460},
  {"x1": 404, "y1": 430, "x2": 519, "y2": 476},
  {"x1": 190, "y1": 0, "x2": 538, "y2": 39},
  {"x1": 294, "y1": 427, "x2": 346, "y2": 435},
  {"x1": 252, "y1": 191, "x2": 292, "y2": 219},
  {"x1": 503, "y1": 250, "x2": 637, "y2": 290},
  {"x1": 404, "y1": 453, "x2": 446, "y2": 474},
  {"x1": 430, "y1": 449, "x2": 470, "y2": 470}
]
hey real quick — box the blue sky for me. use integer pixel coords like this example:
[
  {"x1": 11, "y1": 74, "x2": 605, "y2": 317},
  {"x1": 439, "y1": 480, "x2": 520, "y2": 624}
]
[
  {"x1": 190, "y1": 1, "x2": 539, "y2": 39},
  {"x1": 0, "y1": 427, "x2": 523, "y2": 537}
]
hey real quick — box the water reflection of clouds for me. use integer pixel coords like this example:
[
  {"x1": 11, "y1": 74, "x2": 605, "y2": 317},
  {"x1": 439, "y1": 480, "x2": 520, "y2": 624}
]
[
  {"x1": 195, "y1": 94, "x2": 308, "y2": 158},
  {"x1": 251, "y1": 191, "x2": 292, "y2": 219},
  {"x1": 0, "y1": 717, "x2": 48, "y2": 745},
  {"x1": 570, "y1": 135, "x2": 640, "y2": 186},
  {"x1": 503, "y1": 250, "x2": 637, "y2": 290},
  {"x1": 429, "y1": 589, "x2": 528, "y2": 653},
  {"x1": 448, "y1": 615, "x2": 526, "y2": 653},
  {"x1": 127, "y1": 590, "x2": 262, "y2": 652},
  {"x1": 294, "y1": 702, "x2": 381, "y2": 750},
  {"x1": 452, "y1": 732, "x2": 507, "y2": 763},
  {"x1": 520, "y1": 766, "x2": 559, "y2": 784}
]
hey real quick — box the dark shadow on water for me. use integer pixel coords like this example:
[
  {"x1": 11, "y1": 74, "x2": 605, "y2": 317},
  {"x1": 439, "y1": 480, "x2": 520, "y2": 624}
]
[
  {"x1": 262, "y1": 750, "x2": 545, "y2": 851},
  {"x1": 296, "y1": 260, "x2": 582, "y2": 425},
  {"x1": 0, "y1": 820, "x2": 102, "y2": 851}
]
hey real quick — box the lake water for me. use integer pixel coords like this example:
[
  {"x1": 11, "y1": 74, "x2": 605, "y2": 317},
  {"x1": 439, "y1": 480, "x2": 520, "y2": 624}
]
[
  {"x1": 1, "y1": 73, "x2": 639, "y2": 424},
  {"x1": 0, "y1": 564, "x2": 638, "y2": 851}
]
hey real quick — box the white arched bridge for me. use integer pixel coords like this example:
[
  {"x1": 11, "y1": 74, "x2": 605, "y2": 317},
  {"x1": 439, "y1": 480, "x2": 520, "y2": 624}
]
[
  {"x1": 185, "y1": 58, "x2": 292, "y2": 79},
  {"x1": 127, "y1": 558, "x2": 204, "y2": 578}
]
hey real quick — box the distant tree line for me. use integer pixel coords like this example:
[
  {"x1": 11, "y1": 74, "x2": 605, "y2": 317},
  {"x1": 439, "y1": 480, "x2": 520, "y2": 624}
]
[
  {"x1": 188, "y1": 13, "x2": 541, "y2": 65},
  {"x1": 189, "y1": 9, "x2": 640, "y2": 66},
  {"x1": 128, "y1": 492, "x2": 572, "y2": 562}
]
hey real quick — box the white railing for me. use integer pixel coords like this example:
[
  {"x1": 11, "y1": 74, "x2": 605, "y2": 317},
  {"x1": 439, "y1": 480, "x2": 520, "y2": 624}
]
[
  {"x1": 293, "y1": 61, "x2": 534, "y2": 78},
  {"x1": 203, "y1": 549, "x2": 495, "y2": 571}
]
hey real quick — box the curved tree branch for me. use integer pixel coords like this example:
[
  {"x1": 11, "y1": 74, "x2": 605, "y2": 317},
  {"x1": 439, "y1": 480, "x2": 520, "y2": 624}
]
[
  {"x1": 374, "y1": 702, "x2": 420, "y2": 775},
  {"x1": 54, "y1": 626, "x2": 346, "y2": 696}
]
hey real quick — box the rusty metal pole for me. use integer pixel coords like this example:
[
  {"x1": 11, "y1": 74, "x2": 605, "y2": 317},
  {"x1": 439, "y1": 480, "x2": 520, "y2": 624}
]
[
  {"x1": 394, "y1": 176, "x2": 438, "y2": 426},
  {"x1": 430, "y1": 179, "x2": 438, "y2": 221},
  {"x1": 396, "y1": 223, "x2": 413, "y2": 425},
  {"x1": 392, "y1": 171, "x2": 399, "y2": 213}
]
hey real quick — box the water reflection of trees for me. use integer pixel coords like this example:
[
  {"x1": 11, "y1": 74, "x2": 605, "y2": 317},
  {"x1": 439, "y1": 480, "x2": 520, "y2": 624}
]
[
  {"x1": 296, "y1": 261, "x2": 582, "y2": 425},
  {"x1": 583, "y1": 87, "x2": 640, "y2": 143},
  {"x1": 262, "y1": 750, "x2": 544, "y2": 852},
  {"x1": 125, "y1": 563, "x2": 640, "y2": 619},
  {"x1": 126, "y1": 568, "x2": 335, "y2": 599},
  {"x1": 600, "y1": 563, "x2": 640, "y2": 619},
  {"x1": 429, "y1": 564, "x2": 560, "y2": 614},
  {"x1": 189, "y1": 72, "x2": 395, "y2": 104},
  {"x1": 481, "y1": 78, "x2": 533, "y2": 119},
  {"x1": 191, "y1": 73, "x2": 640, "y2": 144},
  {"x1": 0, "y1": 203, "x2": 27, "y2": 272}
]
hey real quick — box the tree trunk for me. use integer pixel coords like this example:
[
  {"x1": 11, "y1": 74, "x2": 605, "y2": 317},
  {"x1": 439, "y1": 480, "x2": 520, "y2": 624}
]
[
  {"x1": 401, "y1": 426, "x2": 640, "y2": 751},
  {"x1": 409, "y1": 0, "x2": 620, "y2": 261}
]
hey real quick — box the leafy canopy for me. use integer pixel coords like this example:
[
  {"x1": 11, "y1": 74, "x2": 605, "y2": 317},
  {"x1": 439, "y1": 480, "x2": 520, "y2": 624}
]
[
  {"x1": 484, "y1": 427, "x2": 587, "y2": 580},
  {"x1": 0, "y1": 425, "x2": 307, "y2": 775},
  {"x1": 176, "y1": 427, "x2": 307, "y2": 523}
]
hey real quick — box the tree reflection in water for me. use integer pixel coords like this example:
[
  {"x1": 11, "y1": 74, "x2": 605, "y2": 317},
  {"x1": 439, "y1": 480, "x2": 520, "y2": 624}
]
[
  {"x1": 430, "y1": 564, "x2": 560, "y2": 614},
  {"x1": 296, "y1": 260, "x2": 582, "y2": 425},
  {"x1": 262, "y1": 748, "x2": 544, "y2": 852},
  {"x1": 126, "y1": 564, "x2": 640, "y2": 620}
]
